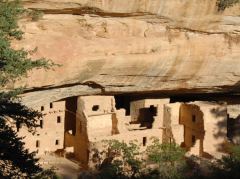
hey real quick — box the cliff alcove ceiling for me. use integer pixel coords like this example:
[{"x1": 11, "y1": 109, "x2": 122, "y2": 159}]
[{"x1": 10, "y1": 0, "x2": 240, "y2": 107}]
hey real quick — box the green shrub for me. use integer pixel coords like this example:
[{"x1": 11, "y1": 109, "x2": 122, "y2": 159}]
[
  {"x1": 87, "y1": 141, "x2": 240, "y2": 179},
  {"x1": 93, "y1": 140, "x2": 143, "y2": 179},
  {"x1": 216, "y1": 0, "x2": 240, "y2": 11},
  {"x1": 0, "y1": 0, "x2": 55, "y2": 87},
  {"x1": 88, "y1": 139, "x2": 187, "y2": 179},
  {"x1": 146, "y1": 138, "x2": 187, "y2": 179},
  {"x1": 33, "y1": 167, "x2": 60, "y2": 179},
  {"x1": 0, "y1": 0, "x2": 57, "y2": 177},
  {"x1": 211, "y1": 145, "x2": 240, "y2": 179}
]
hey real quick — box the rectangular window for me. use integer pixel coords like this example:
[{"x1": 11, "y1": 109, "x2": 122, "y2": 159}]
[
  {"x1": 143, "y1": 137, "x2": 147, "y2": 146},
  {"x1": 192, "y1": 115, "x2": 196, "y2": 122},
  {"x1": 16, "y1": 122, "x2": 21, "y2": 132},
  {"x1": 36, "y1": 140, "x2": 40, "y2": 148},
  {"x1": 55, "y1": 140, "x2": 59, "y2": 145},
  {"x1": 92, "y1": 105, "x2": 99, "y2": 111},
  {"x1": 57, "y1": 116, "x2": 61, "y2": 123},
  {"x1": 50, "y1": 103, "x2": 53, "y2": 109},
  {"x1": 192, "y1": 135, "x2": 196, "y2": 145},
  {"x1": 40, "y1": 120, "x2": 43, "y2": 128},
  {"x1": 41, "y1": 106, "x2": 44, "y2": 111}
]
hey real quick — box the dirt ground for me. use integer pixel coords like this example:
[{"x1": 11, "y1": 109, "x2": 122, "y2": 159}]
[{"x1": 39, "y1": 154, "x2": 82, "y2": 179}]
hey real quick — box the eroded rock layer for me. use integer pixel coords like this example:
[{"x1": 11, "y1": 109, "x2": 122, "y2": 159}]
[{"x1": 12, "y1": 0, "x2": 240, "y2": 107}]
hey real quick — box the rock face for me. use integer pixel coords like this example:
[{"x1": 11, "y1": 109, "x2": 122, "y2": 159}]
[{"x1": 13, "y1": 0, "x2": 240, "y2": 107}]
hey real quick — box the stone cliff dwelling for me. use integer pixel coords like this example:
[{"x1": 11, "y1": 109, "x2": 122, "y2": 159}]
[
  {"x1": 0, "y1": 0, "x2": 238, "y2": 178},
  {"x1": 13, "y1": 94, "x2": 240, "y2": 167},
  {"x1": 16, "y1": 101, "x2": 65, "y2": 154}
]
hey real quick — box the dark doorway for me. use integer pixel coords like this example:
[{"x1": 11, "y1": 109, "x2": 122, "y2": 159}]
[
  {"x1": 227, "y1": 114, "x2": 240, "y2": 143},
  {"x1": 143, "y1": 137, "x2": 147, "y2": 146},
  {"x1": 138, "y1": 105, "x2": 157, "y2": 128},
  {"x1": 114, "y1": 95, "x2": 132, "y2": 116},
  {"x1": 65, "y1": 97, "x2": 77, "y2": 135}
]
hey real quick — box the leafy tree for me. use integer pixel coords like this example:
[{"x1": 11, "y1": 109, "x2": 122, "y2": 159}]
[
  {"x1": 0, "y1": 0, "x2": 56, "y2": 177},
  {"x1": 146, "y1": 138, "x2": 186, "y2": 179},
  {"x1": 91, "y1": 140, "x2": 143, "y2": 179},
  {"x1": 34, "y1": 167, "x2": 60, "y2": 179},
  {"x1": 86, "y1": 139, "x2": 187, "y2": 179},
  {"x1": 0, "y1": 119, "x2": 41, "y2": 178},
  {"x1": 146, "y1": 138, "x2": 185, "y2": 165},
  {"x1": 211, "y1": 145, "x2": 240, "y2": 179},
  {"x1": 0, "y1": 0, "x2": 54, "y2": 86},
  {"x1": 185, "y1": 145, "x2": 240, "y2": 179}
]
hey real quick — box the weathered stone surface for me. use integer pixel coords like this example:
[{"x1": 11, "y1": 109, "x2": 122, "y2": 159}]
[{"x1": 12, "y1": 0, "x2": 240, "y2": 106}]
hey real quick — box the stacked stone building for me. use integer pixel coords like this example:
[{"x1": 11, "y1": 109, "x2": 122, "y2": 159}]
[{"x1": 13, "y1": 95, "x2": 240, "y2": 168}]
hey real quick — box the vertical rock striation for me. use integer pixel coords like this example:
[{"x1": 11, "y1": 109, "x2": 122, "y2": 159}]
[{"x1": 10, "y1": 0, "x2": 239, "y2": 107}]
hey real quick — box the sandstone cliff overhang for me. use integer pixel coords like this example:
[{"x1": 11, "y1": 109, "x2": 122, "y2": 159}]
[{"x1": 10, "y1": 0, "x2": 240, "y2": 107}]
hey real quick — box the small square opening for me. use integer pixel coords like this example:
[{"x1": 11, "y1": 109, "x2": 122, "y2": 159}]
[
  {"x1": 57, "y1": 116, "x2": 61, "y2": 123},
  {"x1": 192, "y1": 135, "x2": 196, "y2": 145},
  {"x1": 92, "y1": 105, "x2": 99, "y2": 111},
  {"x1": 55, "y1": 140, "x2": 59, "y2": 145},
  {"x1": 40, "y1": 120, "x2": 43, "y2": 128},
  {"x1": 16, "y1": 122, "x2": 22, "y2": 132},
  {"x1": 41, "y1": 106, "x2": 44, "y2": 111},
  {"x1": 143, "y1": 137, "x2": 147, "y2": 146},
  {"x1": 36, "y1": 140, "x2": 40, "y2": 148},
  {"x1": 50, "y1": 103, "x2": 53, "y2": 109},
  {"x1": 192, "y1": 115, "x2": 196, "y2": 123}
]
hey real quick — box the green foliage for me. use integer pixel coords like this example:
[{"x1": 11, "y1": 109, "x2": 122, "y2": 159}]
[
  {"x1": 88, "y1": 139, "x2": 187, "y2": 179},
  {"x1": 0, "y1": 92, "x2": 43, "y2": 131},
  {"x1": 0, "y1": 0, "x2": 55, "y2": 87},
  {"x1": 0, "y1": 92, "x2": 42, "y2": 177},
  {"x1": 109, "y1": 140, "x2": 142, "y2": 177},
  {"x1": 0, "y1": 0, "x2": 24, "y2": 39},
  {"x1": 147, "y1": 138, "x2": 185, "y2": 165},
  {"x1": 230, "y1": 145, "x2": 240, "y2": 159},
  {"x1": 146, "y1": 138, "x2": 186, "y2": 179},
  {"x1": 211, "y1": 145, "x2": 240, "y2": 179},
  {"x1": 33, "y1": 167, "x2": 60, "y2": 179},
  {"x1": 94, "y1": 140, "x2": 143, "y2": 179},
  {"x1": 88, "y1": 143, "x2": 240, "y2": 179},
  {"x1": 0, "y1": 0, "x2": 57, "y2": 178},
  {"x1": 0, "y1": 119, "x2": 41, "y2": 178},
  {"x1": 216, "y1": 0, "x2": 240, "y2": 11}
]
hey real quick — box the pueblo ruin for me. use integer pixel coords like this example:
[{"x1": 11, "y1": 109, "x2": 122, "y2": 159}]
[
  {"x1": 9, "y1": 0, "x2": 240, "y2": 171},
  {"x1": 14, "y1": 95, "x2": 240, "y2": 168}
]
